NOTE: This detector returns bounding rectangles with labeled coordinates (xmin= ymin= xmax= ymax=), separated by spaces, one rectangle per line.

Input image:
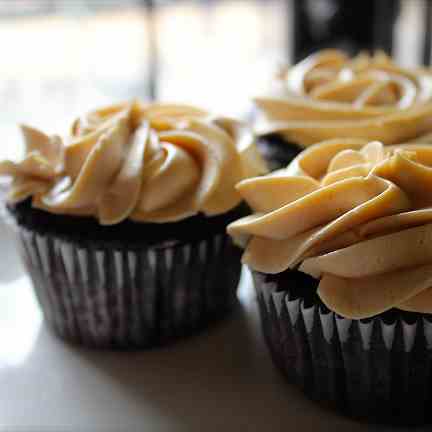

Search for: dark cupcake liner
xmin=253 ymin=270 xmax=432 ymax=426
xmin=12 ymin=222 xmax=241 ymax=349
xmin=257 ymin=135 xmax=302 ymax=171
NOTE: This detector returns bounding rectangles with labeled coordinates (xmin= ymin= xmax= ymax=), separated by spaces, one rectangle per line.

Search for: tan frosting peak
xmin=228 ymin=139 xmax=432 ymax=318
xmin=1 ymin=101 xmax=267 ymax=224
xmin=255 ymin=50 xmax=432 ymax=147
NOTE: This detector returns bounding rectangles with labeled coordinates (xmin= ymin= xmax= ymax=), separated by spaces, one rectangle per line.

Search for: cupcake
xmin=228 ymin=138 xmax=432 ymax=424
xmin=0 ymin=101 xmax=267 ymax=349
xmin=254 ymin=49 xmax=432 ymax=169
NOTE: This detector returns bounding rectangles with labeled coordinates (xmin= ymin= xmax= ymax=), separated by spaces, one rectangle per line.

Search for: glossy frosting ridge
xmin=228 ymin=139 xmax=432 ymax=318
xmin=0 ymin=102 xmax=267 ymax=224
xmin=255 ymin=50 xmax=432 ymax=147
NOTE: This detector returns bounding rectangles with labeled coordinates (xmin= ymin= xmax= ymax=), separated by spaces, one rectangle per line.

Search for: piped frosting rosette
xmin=0 ymin=101 xmax=267 ymax=225
xmin=255 ymin=50 xmax=432 ymax=146
xmin=228 ymin=138 xmax=432 ymax=319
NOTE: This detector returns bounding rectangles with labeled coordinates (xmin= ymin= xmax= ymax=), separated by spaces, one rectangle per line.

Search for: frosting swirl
xmin=228 ymin=139 xmax=432 ymax=318
xmin=255 ymin=50 xmax=432 ymax=147
xmin=0 ymin=102 xmax=267 ymax=224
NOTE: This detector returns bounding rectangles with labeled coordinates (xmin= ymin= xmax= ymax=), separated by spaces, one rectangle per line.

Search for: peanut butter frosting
xmin=228 ymin=139 xmax=432 ymax=318
xmin=255 ymin=50 xmax=432 ymax=147
xmin=0 ymin=102 xmax=267 ymax=225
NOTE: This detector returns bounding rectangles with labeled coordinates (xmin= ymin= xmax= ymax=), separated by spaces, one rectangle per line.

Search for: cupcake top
xmin=254 ymin=50 xmax=432 ymax=147
xmin=228 ymin=139 xmax=432 ymax=319
xmin=0 ymin=102 xmax=267 ymax=225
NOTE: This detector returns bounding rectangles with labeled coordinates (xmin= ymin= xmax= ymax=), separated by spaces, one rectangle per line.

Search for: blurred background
xmin=0 ymin=0 xmax=431 ymax=159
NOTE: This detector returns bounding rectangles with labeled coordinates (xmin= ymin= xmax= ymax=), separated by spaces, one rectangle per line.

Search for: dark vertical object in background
xmin=292 ymin=0 xmax=314 ymax=63
xmin=373 ymin=0 xmax=399 ymax=55
xmin=144 ymin=0 xmax=157 ymax=100
xmin=292 ymin=0 xmax=400 ymax=62
xmin=424 ymin=0 xmax=432 ymax=65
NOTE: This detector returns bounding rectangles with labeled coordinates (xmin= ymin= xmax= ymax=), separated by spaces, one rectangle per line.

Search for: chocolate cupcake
xmin=254 ymin=49 xmax=432 ymax=170
xmin=0 ymin=101 xmax=267 ymax=349
xmin=228 ymin=138 xmax=432 ymax=425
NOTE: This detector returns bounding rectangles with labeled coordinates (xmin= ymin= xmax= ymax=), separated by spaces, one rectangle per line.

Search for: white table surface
xmin=0 ymin=216 xmax=428 ymax=432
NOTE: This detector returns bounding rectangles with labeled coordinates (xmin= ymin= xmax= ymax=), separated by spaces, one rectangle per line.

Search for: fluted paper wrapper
xmin=13 ymin=222 xmax=241 ymax=349
xmin=253 ymin=271 xmax=432 ymax=426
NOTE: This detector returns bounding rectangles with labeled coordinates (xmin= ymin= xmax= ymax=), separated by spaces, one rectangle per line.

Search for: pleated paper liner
xmin=257 ymin=135 xmax=302 ymax=171
xmin=253 ymin=269 xmax=432 ymax=426
xmin=13 ymin=222 xmax=241 ymax=350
